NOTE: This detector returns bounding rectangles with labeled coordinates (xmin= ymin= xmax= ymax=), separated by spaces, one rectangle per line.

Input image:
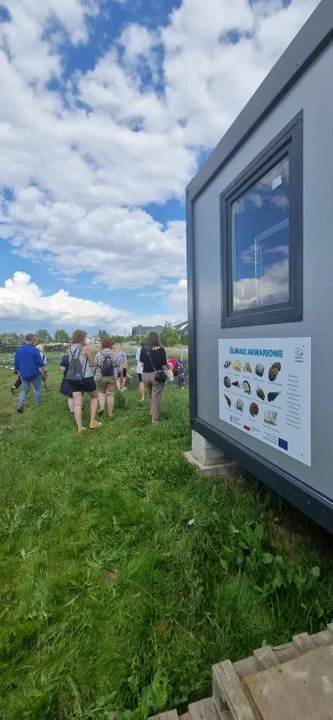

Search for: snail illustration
xmin=268 ymin=392 xmax=281 ymax=403
xmin=249 ymin=402 xmax=259 ymax=417
xmin=264 ymin=410 xmax=278 ymax=426
xmin=268 ymin=366 xmax=279 ymax=382
xmin=256 ymin=387 xmax=265 ymax=401
xmin=255 ymin=364 xmax=264 ymax=377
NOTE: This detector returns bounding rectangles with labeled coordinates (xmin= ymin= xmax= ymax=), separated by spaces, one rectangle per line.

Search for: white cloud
xmin=0 ymin=0 xmax=321 ymax=308
xmin=4 ymin=196 xmax=186 ymax=289
xmin=234 ymin=258 xmax=289 ymax=310
xmin=0 ymin=272 xmax=186 ymax=331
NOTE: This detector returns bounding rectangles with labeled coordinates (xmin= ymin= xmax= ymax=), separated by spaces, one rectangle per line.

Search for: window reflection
xmin=231 ymin=156 xmax=290 ymax=311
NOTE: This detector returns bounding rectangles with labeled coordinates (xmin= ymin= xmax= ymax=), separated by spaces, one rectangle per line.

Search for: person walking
xmin=59 ymin=354 xmax=85 ymax=415
xmin=140 ymin=331 xmax=167 ymax=424
xmin=168 ymin=357 xmax=186 ymax=389
xmin=67 ymin=330 xmax=101 ymax=433
xmin=14 ymin=333 xmax=45 ymax=413
xmin=36 ymin=344 xmax=50 ymax=390
xmin=94 ymin=339 xmax=121 ymax=417
xmin=118 ymin=347 xmax=128 ymax=391
xmin=10 ymin=341 xmax=24 ymax=394
xmin=10 ymin=371 xmax=22 ymax=394
xmin=136 ymin=346 xmax=145 ymax=401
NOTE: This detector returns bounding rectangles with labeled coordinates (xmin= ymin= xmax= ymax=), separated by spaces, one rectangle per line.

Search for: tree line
xmin=0 ymin=323 xmax=188 ymax=347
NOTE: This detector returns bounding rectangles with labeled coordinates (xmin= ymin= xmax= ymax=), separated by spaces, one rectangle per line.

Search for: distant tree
xmin=180 ymin=334 xmax=189 ymax=346
xmin=0 ymin=332 xmax=18 ymax=340
xmin=136 ymin=334 xmax=145 ymax=347
xmin=35 ymin=329 xmax=51 ymax=343
xmin=111 ymin=334 xmax=125 ymax=345
xmin=98 ymin=329 xmax=110 ymax=340
xmin=160 ymin=322 xmax=179 ymax=347
xmin=54 ymin=329 xmax=70 ymax=343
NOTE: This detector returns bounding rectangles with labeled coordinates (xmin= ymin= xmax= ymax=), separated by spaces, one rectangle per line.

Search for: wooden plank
xmin=271 ymin=642 xmax=299 ymax=665
xmin=253 ymin=648 xmax=279 ymax=672
xmin=292 ymin=633 xmax=316 ymax=654
xmin=244 ymin=644 xmax=333 ymax=720
xmin=189 ymin=698 xmax=218 ymax=720
xmin=213 ymin=662 xmax=257 ymax=720
xmin=150 ymin=712 xmax=179 ymax=720
xmin=234 ymin=657 xmax=258 ymax=680
xmin=311 ymin=629 xmax=333 ymax=646
xmin=159 ymin=712 xmax=179 ymax=720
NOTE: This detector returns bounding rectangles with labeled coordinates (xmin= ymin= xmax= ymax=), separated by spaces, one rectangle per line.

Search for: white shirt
xmin=136 ymin=347 xmax=143 ymax=374
xmin=38 ymin=351 xmax=47 ymax=365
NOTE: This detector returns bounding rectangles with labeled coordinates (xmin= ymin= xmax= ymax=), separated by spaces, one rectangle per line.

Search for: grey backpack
xmin=66 ymin=346 xmax=85 ymax=381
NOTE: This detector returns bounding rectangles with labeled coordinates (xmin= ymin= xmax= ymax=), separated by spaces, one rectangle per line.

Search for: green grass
xmin=0 ymin=364 xmax=333 ymax=719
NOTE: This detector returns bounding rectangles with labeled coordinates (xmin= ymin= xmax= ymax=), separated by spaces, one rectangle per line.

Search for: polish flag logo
xmin=244 ymin=425 xmax=251 ymax=432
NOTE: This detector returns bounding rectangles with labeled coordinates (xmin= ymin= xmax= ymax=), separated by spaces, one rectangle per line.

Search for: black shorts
xmin=137 ymin=373 xmax=142 ymax=383
xmin=68 ymin=377 xmax=97 ymax=394
xmin=121 ymin=368 xmax=127 ymax=378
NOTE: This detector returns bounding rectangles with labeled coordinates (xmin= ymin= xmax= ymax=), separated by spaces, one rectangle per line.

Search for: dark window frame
xmin=221 ymin=112 xmax=303 ymax=328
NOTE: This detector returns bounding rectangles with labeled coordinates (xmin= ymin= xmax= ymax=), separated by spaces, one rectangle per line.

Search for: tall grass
xmin=0 ymin=364 xmax=332 ymax=719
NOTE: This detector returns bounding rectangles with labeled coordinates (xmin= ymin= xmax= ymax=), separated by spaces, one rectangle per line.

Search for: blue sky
xmin=0 ymin=0 xmax=319 ymax=334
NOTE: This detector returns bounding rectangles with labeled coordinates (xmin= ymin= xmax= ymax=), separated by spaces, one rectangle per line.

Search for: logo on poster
xmin=294 ymin=347 xmax=304 ymax=362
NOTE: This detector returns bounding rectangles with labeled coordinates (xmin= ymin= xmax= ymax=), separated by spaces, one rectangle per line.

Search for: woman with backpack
xmin=59 ymin=353 xmax=86 ymax=415
xmin=94 ymin=339 xmax=121 ymax=417
xmin=140 ymin=331 xmax=168 ymax=424
xmin=67 ymin=329 xmax=101 ymax=433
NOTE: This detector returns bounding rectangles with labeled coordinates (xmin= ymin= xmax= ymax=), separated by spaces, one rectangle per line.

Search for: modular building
xmin=186 ymin=0 xmax=333 ymax=531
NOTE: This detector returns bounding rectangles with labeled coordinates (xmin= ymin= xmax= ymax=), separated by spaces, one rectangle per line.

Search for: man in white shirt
xmin=135 ymin=347 xmax=145 ymax=401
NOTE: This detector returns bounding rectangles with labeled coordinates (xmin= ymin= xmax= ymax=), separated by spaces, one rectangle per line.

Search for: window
xmin=221 ymin=113 xmax=303 ymax=328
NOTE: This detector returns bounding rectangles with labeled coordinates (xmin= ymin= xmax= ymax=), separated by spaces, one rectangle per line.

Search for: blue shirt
xmin=14 ymin=344 xmax=44 ymax=380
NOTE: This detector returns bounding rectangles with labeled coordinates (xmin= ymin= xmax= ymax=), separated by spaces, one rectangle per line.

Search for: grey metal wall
xmin=193 ymin=41 xmax=333 ymax=500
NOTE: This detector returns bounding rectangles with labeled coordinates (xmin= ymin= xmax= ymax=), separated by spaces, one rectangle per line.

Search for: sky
xmin=0 ymin=0 xmax=320 ymax=334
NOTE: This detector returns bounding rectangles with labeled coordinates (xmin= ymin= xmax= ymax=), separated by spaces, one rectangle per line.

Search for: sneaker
xmin=10 ymin=386 xmax=15 ymax=394
xmin=17 ymin=406 xmax=24 ymax=414
xmin=139 ymin=397 xmax=145 ymax=402
xmin=89 ymin=420 xmax=102 ymax=429
xmin=77 ymin=427 xmax=87 ymax=434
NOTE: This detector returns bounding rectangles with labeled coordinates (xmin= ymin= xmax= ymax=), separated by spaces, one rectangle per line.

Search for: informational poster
xmin=218 ymin=338 xmax=311 ymax=466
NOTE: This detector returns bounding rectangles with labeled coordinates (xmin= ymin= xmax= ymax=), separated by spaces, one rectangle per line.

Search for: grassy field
xmin=1 ymin=361 xmax=333 ymax=719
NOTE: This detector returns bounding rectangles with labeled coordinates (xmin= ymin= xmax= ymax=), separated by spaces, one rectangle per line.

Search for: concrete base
xmin=184 ymin=450 xmax=239 ymax=479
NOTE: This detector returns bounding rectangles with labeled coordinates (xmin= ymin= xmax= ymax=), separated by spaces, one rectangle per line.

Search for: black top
xmin=140 ymin=346 xmax=167 ymax=373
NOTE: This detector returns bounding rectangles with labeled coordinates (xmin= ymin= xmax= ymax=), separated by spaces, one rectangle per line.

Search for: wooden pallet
xmin=213 ymin=624 xmax=333 ymax=720
xmin=149 ymin=622 xmax=333 ymax=720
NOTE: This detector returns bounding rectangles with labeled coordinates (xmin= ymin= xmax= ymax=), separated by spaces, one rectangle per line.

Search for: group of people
xmin=12 ymin=330 xmax=186 ymax=432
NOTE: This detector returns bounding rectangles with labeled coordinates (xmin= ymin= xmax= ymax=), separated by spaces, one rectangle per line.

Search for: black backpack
xmin=66 ymin=346 xmax=85 ymax=381
xmin=101 ymin=351 xmax=114 ymax=378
